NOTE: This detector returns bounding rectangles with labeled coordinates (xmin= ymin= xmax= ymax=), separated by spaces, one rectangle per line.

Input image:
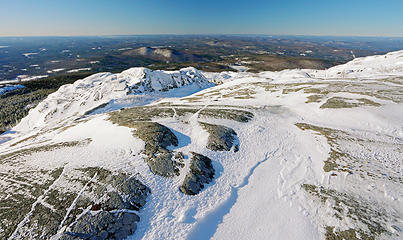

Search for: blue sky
xmin=0 ymin=0 xmax=402 ymax=36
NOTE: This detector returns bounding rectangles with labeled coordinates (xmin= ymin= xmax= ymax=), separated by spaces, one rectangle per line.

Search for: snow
xmin=118 ymin=47 xmax=133 ymax=51
xmin=53 ymin=115 xmax=145 ymax=153
xmin=229 ymin=65 xmax=249 ymax=72
xmin=67 ymin=68 xmax=91 ymax=73
xmin=16 ymin=75 xmax=48 ymax=82
xmin=313 ymin=50 xmax=403 ymax=79
xmin=0 ymin=75 xmax=49 ymax=84
xmin=47 ymin=68 xmax=65 ymax=73
xmin=23 ymin=52 xmax=38 ymax=57
xmin=1 ymin=50 xmax=402 ymax=240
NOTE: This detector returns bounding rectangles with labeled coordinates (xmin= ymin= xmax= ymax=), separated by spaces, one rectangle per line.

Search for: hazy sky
xmin=1 ymin=0 xmax=403 ymax=37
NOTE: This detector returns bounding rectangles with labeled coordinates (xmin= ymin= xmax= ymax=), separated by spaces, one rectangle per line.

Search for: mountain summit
xmin=15 ymin=67 xmax=210 ymax=132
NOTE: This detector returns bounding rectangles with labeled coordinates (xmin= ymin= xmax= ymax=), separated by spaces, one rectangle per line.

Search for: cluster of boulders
xmin=98 ymin=105 xmax=250 ymax=238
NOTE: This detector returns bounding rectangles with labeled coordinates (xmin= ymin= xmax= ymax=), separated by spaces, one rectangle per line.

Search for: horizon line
xmin=1 ymin=33 xmax=403 ymax=39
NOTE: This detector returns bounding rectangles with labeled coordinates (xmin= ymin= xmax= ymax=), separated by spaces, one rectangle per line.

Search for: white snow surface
xmin=1 ymin=75 xmax=49 ymax=84
xmin=312 ymin=50 xmax=403 ymax=79
xmin=47 ymin=68 xmax=66 ymax=73
xmin=1 ymin=50 xmax=402 ymax=240
xmin=67 ymin=68 xmax=91 ymax=73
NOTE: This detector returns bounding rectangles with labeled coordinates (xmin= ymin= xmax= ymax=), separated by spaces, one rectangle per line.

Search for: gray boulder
xmin=200 ymin=122 xmax=239 ymax=152
xmin=180 ymin=152 xmax=215 ymax=195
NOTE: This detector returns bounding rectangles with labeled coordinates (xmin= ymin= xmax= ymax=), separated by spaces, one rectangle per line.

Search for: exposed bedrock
xmin=200 ymin=122 xmax=239 ymax=152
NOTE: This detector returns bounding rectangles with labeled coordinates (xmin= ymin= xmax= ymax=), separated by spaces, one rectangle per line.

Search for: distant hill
xmin=122 ymin=47 xmax=204 ymax=62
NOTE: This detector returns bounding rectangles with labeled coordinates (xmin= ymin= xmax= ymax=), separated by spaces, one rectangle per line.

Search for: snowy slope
xmin=207 ymin=50 xmax=403 ymax=84
xmin=321 ymin=50 xmax=403 ymax=78
xmin=14 ymin=67 xmax=211 ymax=132
xmin=0 ymin=51 xmax=402 ymax=240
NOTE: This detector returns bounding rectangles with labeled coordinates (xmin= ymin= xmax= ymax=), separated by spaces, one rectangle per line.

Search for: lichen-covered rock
xmin=131 ymin=121 xmax=178 ymax=149
xmin=180 ymin=152 xmax=215 ymax=195
xmin=3 ymin=167 xmax=150 ymax=240
xmin=117 ymin=177 xmax=150 ymax=211
xmin=200 ymin=122 xmax=239 ymax=152
xmin=108 ymin=105 xmax=254 ymax=123
xmin=57 ymin=172 xmax=150 ymax=240
xmin=133 ymin=122 xmax=182 ymax=177
xmin=61 ymin=211 xmax=139 ymax=240
xmin=145 ymin=148 xmax=177 ymax=177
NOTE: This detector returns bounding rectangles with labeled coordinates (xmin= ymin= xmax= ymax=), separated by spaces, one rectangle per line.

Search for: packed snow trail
xmin=209 ymin=110 xmax=323 ymax=240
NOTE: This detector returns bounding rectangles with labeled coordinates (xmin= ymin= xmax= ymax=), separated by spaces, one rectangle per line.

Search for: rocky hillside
xmin=0 ymin=51 xmax=402 ymax=240
xmin=14 ymin=67 xmax=211 ymax=132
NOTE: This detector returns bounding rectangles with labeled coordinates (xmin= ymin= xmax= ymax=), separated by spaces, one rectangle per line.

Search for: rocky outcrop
xmin=180 ymin=152 xmax=215 ymax=195
xmin=200 ymin=122 xmax=239 ymax=152
xmin=4 ymin=167 xmax=150 ymax=240
xmin=60 ymin=211 xmax=139 ymax=240
xmin=57 ymin=171 xmax=150 ymax=240
xmin=108 ymin=105 xmax=254 ymax=123
xmin=108 ymin=116 xmax=185 ymax=177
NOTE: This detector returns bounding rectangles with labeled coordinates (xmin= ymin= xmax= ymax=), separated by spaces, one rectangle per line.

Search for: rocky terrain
xmin=0 ymin=51 xmax=402 ymax=239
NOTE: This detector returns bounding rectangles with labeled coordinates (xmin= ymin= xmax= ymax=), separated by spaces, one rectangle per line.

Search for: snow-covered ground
xmin=22 ymin=52 xmax=39 ymax=58
xmin=67 ymin=68 xmax=91 ymax=73
xmin=47 ymin=68 xmax=65 ymax=74
xmin=1 ymin=74 xmax=48 ymax=84
xmin=0 ymin=51 xmax=402 ymax=240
